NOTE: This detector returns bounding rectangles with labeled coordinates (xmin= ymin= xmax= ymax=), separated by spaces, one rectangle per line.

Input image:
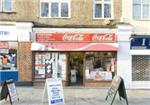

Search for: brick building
xmin=0 ymin=0 xmax=122 ymax=87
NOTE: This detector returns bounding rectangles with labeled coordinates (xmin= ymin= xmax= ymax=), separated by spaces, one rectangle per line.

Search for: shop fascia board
xmin=0 ymin=21 xmax=16 ymax=25
xmin=33 ymin=28 xmax=117 ymax=33
xmin=0 ymin=22 xmax=33 ymax=42
xmin=130 ymin=50 xmax=150 ymax=55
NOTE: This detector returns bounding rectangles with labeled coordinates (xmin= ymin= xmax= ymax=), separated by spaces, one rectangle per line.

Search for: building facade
xmin=0 ymin=21 xmax=33 ymax=85
xmin=0 ymin=0 xmax=33 ymax=85
xmin=0 ymin=0 xmax=122 ymax=87
xmin=121 ymin=0 xmax=150 ymax=89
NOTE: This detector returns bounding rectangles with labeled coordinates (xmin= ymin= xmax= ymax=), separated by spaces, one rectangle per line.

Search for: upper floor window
xmin=0 ymin=0 xmax=12 ymax=12
xmin=40 ymin=0 xmax=70 ymax=18
xmin=93 ymin=0 xmax=113 ymax=19
xmin=133 ymin=0 xmax=150 ymax=20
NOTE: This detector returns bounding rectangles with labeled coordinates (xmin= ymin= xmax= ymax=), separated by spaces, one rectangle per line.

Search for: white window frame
xmin=0 ymin=0 xmax=12 ymax=12
xmin=133 ymin=0 xmax=150 ymax=20
xmin=0 ymin=0 xmax=2 ymax=12
xmin=93 ymin=0 xmax=114 ymax=19
xmin=40 ymin=0 xmax=71 ymax=18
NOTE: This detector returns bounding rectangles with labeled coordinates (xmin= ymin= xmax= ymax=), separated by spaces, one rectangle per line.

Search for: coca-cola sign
xmin=36 ymin=33 xmax=116 ymax=42
xmin=92 ymin=34 xmax=114 ymax=41
xmin=63 ymin=34 xmax=84 ymax=41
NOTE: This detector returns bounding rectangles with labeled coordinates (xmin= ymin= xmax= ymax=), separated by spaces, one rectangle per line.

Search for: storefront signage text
xmin=36 ymin=33 xmax=116 ymax=43
xmin=0 ymin=26 xmax=17 ymax=41
xmin=0 ymin=31 xmax=10 ymax=36
xmin=131 ymin=37 xmax=150 ymax=49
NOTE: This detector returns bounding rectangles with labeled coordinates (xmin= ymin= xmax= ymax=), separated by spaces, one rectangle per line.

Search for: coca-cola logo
xmin=92 ymin=34 xmax=113 ymax=41
xmin=63 ymin=33 xmax=84 ymax=41
xmin=36 ymin=33 xmax=115 ymax=42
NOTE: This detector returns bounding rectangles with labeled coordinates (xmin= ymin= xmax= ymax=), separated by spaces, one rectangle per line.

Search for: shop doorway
xmin=68 ymin=52 xmax=84 ymax=86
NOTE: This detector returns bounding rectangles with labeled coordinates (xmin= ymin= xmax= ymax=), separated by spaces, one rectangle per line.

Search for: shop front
xmin=0 ymin=22 xmax=33 ymax=85
xmin=130 ymin=35 xmax=150 ymax=88
xmin=31 ymin=28 xmax=118 ymax=87
xmin=0 ymin=25 xmax=18 ymax=84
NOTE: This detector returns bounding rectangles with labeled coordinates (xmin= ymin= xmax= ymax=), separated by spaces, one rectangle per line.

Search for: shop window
xmin=133 ymin=0 xmax=150 ymax=20
xmin=0 ymin=49 xmax=17 ymax=70
xmin=85 ymin=52 xmax=116 ymax=81
xmin=93 ymin=0 xmax=113 ymax=19
xmin=40 ymin=2 xmax=49 ymax=17
xmin=34 ymin=52 xmax=67 ymax=80
xmin=40 ymin=0 xmax=70 ymax=18
xmin=0 ymin=0 xmax=12 ymax=12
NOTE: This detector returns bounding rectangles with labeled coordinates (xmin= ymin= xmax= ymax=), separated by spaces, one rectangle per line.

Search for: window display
xmin=0 ymin=42 xmax=17 ymax=70
xmin=34 ymin=53 xmax=46 ymax=78
xmin=85 ymin=52 xmax=116 ymax=81
xmin=34 ymin=52 xmax=67 ymax=80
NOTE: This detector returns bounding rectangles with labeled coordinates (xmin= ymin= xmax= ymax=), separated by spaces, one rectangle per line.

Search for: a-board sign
xmin=105 ymin=76 xmax=129 ymax=105
xmin=45 ymin=78 xmax=65 ymax=105
xmin=0 ymin=78 xmax=19 ymax=105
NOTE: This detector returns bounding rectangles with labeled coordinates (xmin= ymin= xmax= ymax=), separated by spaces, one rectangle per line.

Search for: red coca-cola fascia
xmin=35 ymin=33 xmax=116 ymax=43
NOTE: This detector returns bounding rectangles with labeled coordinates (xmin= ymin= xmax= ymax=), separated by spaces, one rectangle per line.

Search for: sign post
xmin=105 ymin=76 xmax=129 ymax=105
xmin=42 ymin=78 xmax=65 ymax=105
xmin=0 ymin=78 xmax=19 ymax=105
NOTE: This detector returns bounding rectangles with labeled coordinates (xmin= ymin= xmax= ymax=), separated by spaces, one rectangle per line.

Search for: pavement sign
xmin=105 ymin=75 xmax=129 ymax=105
xmin=42 ymin=78 xmax=65 ymax=105
xmin=0 ymin=78 xmax=19 ymax=105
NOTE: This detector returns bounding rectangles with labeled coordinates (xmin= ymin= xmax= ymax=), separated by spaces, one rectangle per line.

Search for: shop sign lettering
xmin=92 ymin=34 xmax=113 ymax=41
xmin=36 ymin=33 xmax=116 ymax=42
xmin=0 ymin=31 xmax=10 ymax=36
xmin=63 ymin=34 xmax=84 ymax=41
xmin=131 ymin=37 xmax=150 ymax=49
xmin=0 ymin=26 xmax=17 ymax=41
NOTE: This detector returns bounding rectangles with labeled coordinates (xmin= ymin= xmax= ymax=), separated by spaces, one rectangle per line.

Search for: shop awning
xmin=31 ymin=42 xmax=118 ymax=51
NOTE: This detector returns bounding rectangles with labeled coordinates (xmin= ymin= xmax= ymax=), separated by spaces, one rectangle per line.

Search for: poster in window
xmin=93 ymin=71 xmax=112 ymax=81
xmin=0 ymin=49 xmax=17 ymax=70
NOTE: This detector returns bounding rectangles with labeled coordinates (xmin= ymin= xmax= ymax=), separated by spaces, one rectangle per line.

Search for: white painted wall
xmin=117 ymin=25 xmax=132 ymax=88
xmin=16 ymin=22 xmax=33 ymax=42
xmin=122 ymin=0 xmax=150 ymax=89
xmin=117 ymin=42 xmax=131 ymax=88
xmin=122 ymin=0 xmax=150 ymax=34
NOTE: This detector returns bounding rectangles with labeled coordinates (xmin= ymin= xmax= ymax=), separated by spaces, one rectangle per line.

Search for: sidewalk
xmin=0 ymin=86 xmax=150 ymax=105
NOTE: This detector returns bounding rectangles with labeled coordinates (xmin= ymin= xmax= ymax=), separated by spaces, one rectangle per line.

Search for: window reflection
xmin=51 ymin=2 xmax=59 ymax=17
xmin=104 ymin=4 xmax=111 ymax=18
xmin=41 ymin=2 xmax=49 ymax=17
xmin=3 ymin=0 xmax=12 ymax=11
xmin=95 ymin=4 xmax=102 ymax=18
xmin=61 ymin=3 xmax=68 ymax=17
